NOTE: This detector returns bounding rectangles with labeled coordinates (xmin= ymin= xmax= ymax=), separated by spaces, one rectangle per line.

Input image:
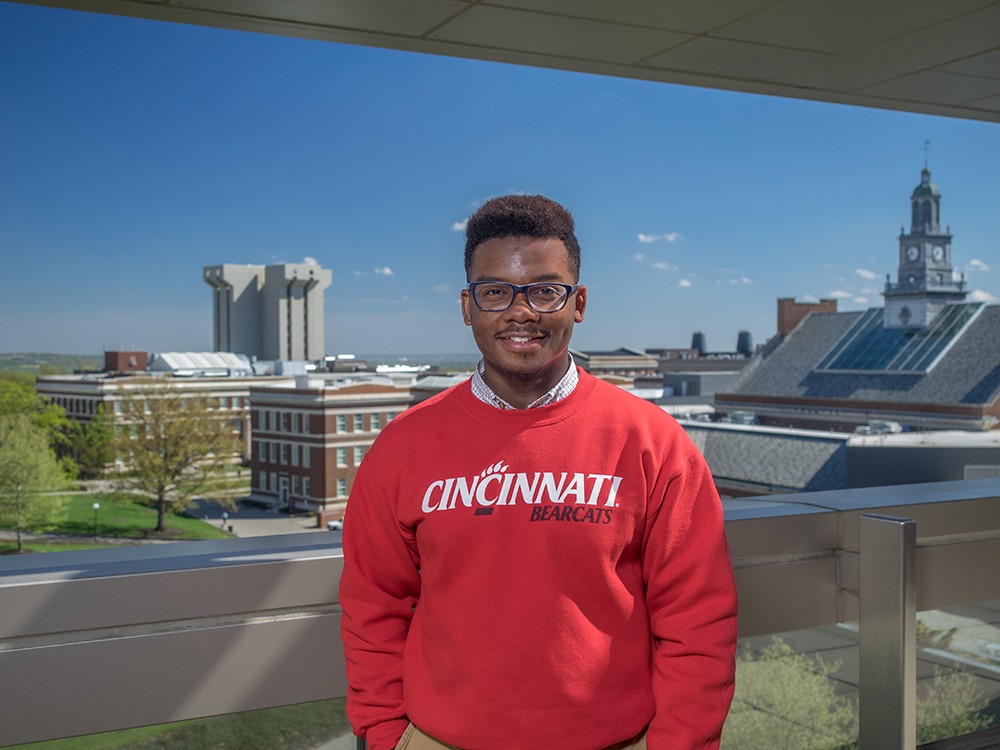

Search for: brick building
xmin=247 ymin=375 xmax=416 ymax=522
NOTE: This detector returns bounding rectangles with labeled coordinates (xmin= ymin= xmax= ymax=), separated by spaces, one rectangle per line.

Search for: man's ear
xmin=574 ymin=285 xmax=587 ymax=324
xmin=461 ymin=289 xmax=473 ymax=326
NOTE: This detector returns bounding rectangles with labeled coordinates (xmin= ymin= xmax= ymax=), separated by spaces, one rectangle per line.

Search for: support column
xmin=859 ymin=513 xmax=917 ymax=750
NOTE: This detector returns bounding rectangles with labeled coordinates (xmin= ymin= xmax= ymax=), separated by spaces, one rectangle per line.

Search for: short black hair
xmin=464 ymin=195 xmax=580 ymax=281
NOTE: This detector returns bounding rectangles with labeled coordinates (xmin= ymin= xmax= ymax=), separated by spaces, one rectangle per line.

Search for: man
xmin=340 ymin=195 xmax=737 ymax=750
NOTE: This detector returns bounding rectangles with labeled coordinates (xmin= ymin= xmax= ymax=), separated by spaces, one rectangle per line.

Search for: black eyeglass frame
xmin=467 ymin=282 xmax=580 ymax=313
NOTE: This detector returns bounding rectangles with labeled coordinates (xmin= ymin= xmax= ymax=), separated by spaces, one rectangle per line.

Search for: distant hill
xmin=0 ymin=353 xmax=101 ymax=375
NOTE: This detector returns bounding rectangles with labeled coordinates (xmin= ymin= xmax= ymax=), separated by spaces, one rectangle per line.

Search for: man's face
xmin=461 ymin=236 xmax=586 ymax=406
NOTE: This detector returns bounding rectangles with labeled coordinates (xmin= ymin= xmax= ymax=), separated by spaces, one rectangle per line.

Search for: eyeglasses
xmin=467 ymin=282 xmax=579 ymax=313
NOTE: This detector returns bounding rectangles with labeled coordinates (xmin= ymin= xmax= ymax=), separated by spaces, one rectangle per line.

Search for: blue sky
xmin=1 ymin=2 xmax=998 ymax=359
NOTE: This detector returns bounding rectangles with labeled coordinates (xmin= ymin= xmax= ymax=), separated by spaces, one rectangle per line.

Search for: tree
xmin=721 ymin=635 xmax=991 ymax=750
xmin=64 ymin=406 xmax=115 ymax=479
xmin=0 ymin=414 xmax=69 ymax=553
xmin=0 ymin=372 xmax=71 ymax=452
xmin=113 ymin=383 xmax=241 ymax=534
xmin=722 ymin=637 xmax=857 ymax=750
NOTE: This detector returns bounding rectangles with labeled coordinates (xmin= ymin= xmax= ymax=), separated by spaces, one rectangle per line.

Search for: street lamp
xmin=92 ymin=502 xmax=100 ymax=539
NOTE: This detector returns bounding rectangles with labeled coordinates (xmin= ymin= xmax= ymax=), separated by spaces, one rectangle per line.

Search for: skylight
xmin=815 ymin=303 xmax=983 ymax=373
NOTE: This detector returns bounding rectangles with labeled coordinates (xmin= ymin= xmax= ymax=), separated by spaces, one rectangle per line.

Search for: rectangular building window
xmin=281 ymin=412 xmax=290 ymax=432
xmin=291 ymin=445 xmax=299 ymax=467
xmin=353 ymin=446 xmax=365 ymax=466
xmin=269 ymin=443 xmax=277 ymax=463
xmin=336 ymin=478 xmax=347 ymax=497
xmin=336 ymin=414 xmax=347 ymax=433
xmin=292 ymin=475 xmax=300 ymax=495
xmin=371 ymin=413 xmax=381 ymax=430
xmin=291 ymin=412 xmax=300 ymax=433
xmin=303 ymin=477 xmax=311 ymax=498
xmin=281 ymin=444 xmax=290 ymax=465
xmin=269 ymin=473 xmax=277 ymax=492
xmin=301 ymin=414 xmax=310 ymax=434
xmin=302 ymin=446 xmax=311 ymax=468
xmin=258 ymin=441 xmax=266 ymax=462
xmin=336 ymin=447 xmax=348 ymax=468
xmin=353 ymin=414 xmax=364 ymax=432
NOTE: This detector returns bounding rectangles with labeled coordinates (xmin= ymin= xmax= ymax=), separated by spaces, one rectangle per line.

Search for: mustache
xmin=498 ymin=326 xmax=546 ymax=337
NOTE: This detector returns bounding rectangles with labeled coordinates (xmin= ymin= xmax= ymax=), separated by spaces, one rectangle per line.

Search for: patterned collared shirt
xmin=470 ymin=354 xmax=579 ymax=410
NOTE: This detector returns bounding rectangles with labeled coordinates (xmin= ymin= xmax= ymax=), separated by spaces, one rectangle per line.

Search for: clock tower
xmin=883 ymin=165 xmax=966 ymax=329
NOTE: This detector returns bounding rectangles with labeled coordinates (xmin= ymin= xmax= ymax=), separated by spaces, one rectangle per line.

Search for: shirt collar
xmin=470 ymin=354 xmax=579 ymax=410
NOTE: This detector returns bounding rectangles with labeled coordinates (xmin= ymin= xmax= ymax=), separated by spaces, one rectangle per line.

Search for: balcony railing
xmin=2 ymin=478 xmax=999 ymax=748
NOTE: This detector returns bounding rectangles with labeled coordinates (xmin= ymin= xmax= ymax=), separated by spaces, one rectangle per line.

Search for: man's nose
xmin=505 ymin=288 xmax=539 ymax=317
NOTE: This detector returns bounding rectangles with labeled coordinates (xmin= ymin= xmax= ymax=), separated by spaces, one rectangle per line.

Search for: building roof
xmin=149 ymin=352 xmax=253 ymax=373
xmin=724 ymin=305 xmax=1000 ymax=408
xmin=683 ymin=423 xmax=848 ymax=493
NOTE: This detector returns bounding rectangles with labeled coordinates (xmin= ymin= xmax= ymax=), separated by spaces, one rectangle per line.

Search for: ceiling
xmin=15 ymin=0 xmax=1000 ymax=123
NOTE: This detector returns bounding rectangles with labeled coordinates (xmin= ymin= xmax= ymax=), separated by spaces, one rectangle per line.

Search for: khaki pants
xmin=395 ymin=722 xmax=648 ymax=750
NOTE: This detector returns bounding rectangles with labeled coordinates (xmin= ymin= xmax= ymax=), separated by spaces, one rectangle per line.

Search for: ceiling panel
xmin=713 ymin=0 xmax=998 ymax=55
xmin=428 ymin=5 xmax=689 ymax=65
xmin=860 ymin=71 xmax=1000 ymax=106
xmin=155 ymin=0 xmax=469 ymax=36
xmin=940 ymin=49 xmax=1000 ymax=78
xmin=643 ymin=37 xmax=831 ymax=82
xmin=483 ymin=0 xmax=777 ymax=35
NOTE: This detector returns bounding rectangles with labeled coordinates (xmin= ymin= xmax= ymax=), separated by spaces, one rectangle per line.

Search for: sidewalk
xmin=191 ymin=499 xmax=327 ymax=538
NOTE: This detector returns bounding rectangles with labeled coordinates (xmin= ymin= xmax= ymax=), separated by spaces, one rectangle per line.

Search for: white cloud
xmin=633 ymin=253 xmax=646 ymax=263
xmin=853 ymin=296 xmax=869 ymax=305
xmin=828 ymin=290 xmax=853 ymax=299
xmin=725 ymin=277 xmax=752 ymax=285
xmin=969 ymin=259 xmax=991 ymax=272
xmin=651 ymin=261 xmax=676 ymax=271
xmin=431 ymin=283 xmax=451 ymax=294
xmin=678 ymin=278 xmax=692 ymax=288
xmin=854 ymin=268 xmax=878 ymax=280
xmin=970 ymin=289 xmax=998 ymax=303
xmin=451 ymin=220 xmax=468 ymax=233
xmin=638 ymin=232 xmax=682 ymax=244
xmin=798 ymin=294 xmax=820 ymax=303
xmin=352 ymin=270 xmax=368 ymax=276
xmin=374 ymin=266 xmax=394 ymax=276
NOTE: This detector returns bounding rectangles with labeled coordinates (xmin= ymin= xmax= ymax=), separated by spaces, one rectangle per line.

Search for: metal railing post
xmin=859 ymin=513 xmax=917 ymax=750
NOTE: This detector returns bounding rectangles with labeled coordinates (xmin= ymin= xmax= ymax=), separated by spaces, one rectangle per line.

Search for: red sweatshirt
xmin=340 ymin=371 xmax=737 ymax=750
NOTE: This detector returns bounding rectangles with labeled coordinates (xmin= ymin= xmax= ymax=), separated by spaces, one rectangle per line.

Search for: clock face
xmin=932 ymin=245 xmax=944 ymax=262
xmin=906 ymin=245 xmax=920 ymax=262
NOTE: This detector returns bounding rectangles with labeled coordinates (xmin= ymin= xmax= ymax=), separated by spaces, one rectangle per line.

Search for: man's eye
xmin=531 ymin=286 xmax=560 ymax=299
xmin=482 ymin=286 xmax=509 ymax=297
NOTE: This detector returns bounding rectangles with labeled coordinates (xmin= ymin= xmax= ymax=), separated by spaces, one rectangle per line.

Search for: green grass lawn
xmin=0 ymin=493 xmax=230 ymax=554
xmin=61 ymin=493 xmax=231 ymax=540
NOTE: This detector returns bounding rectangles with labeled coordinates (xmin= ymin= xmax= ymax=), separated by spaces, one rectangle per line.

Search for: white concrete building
xmin=203 ymin=262 xmax=332 ymax=361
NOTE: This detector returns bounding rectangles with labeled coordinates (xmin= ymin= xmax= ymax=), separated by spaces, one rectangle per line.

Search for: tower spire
xmin=923 ymin=139 xmax=931 ymax=170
